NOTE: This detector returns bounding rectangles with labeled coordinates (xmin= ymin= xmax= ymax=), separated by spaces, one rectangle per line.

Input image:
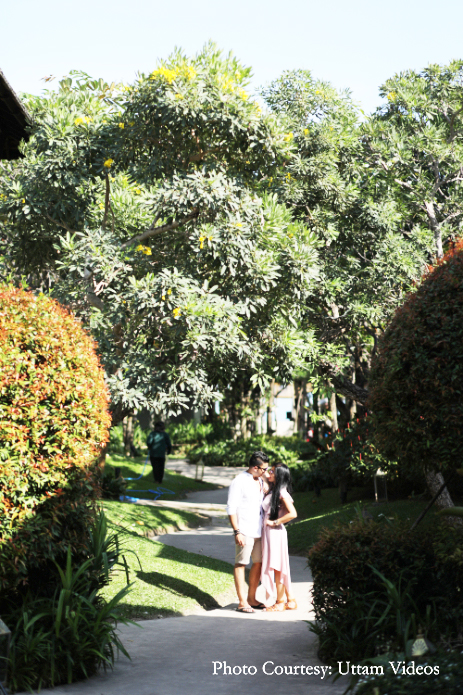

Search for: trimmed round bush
xmin=308 ymin=518 xmax=463 ymax=663
xmin=369 ymin=245 xmax=463 ymax=476
xmin=0 ymin=286 xmax=110 ymax=597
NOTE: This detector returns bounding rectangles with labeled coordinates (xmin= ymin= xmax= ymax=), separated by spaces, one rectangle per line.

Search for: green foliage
xmin=364 ymin=61 xmax=463 ymax=258
xmin=262 ymin=70 xmax=430 ymax=380
xmin=310 ymin=416 xmax=396 ymax=491
xmin=167 ymin=419 xmax=232 ymax=446
xmin=0 ymin=47 xmax=320 ymax=422
xmin=370 ymin=246 xmax=463 ymax=475
xmin=98 ymin=468 xmax=128 ymax=500
xmin=6 ymin=534 xmax=132 ymax=693
xmin=108 ymin=421 xmax=147 ymax=455
xmin=354 ymin=651 xmax=463 ymax=695
xmin=0 ymin=286 xmax=110 ymax=598
xmin=186 ymin=434 xmax=315 ymax=467
xmin=308 ymin=518 xmax=463 ymax=663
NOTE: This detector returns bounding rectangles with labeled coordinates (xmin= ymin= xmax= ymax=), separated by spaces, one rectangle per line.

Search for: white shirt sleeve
xmin=227 ymin=474 xmax=242 ymax=515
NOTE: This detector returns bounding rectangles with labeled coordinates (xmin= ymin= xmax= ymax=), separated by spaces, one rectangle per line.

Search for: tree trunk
xmin=123 ymin=415 xmax=134 ymax=457
xmin=293 ymin=380 xmax=301 ymax=436
xmin=424 ymin=201 xmax=443 ymax=259
xmin=240 ymin=385 xmax=251 ymax=439
xmin=297 ymin=379 xmax=307 ymax=436
xmin=425 ymin=469 xmax=463 ymax=528
xmin=267 ymin=379 xmax=275 ymax=435
xmin=329 ymin=389 xmax=338 ymax=433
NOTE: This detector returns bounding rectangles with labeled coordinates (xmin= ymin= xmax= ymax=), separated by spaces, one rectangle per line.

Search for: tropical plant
xmin=6 ymin=541 xmax=133 ymax=693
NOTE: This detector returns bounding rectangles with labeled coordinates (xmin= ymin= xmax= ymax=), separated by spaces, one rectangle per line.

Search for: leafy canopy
xmin=0 ymin=46 xmax=320 ymax=421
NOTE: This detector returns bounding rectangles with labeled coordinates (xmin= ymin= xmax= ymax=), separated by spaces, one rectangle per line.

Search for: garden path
xmin=36 ymin=461 xmax=348 ymax=695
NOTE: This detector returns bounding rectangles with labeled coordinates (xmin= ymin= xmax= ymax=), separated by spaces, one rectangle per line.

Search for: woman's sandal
xmin=263 ymin=600 xmax=286 ymax=612
xmin=285 ymin=599 xmax=297 ymax=610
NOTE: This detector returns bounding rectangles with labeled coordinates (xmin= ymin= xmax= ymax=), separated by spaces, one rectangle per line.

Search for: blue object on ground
xmin=124 ymin=455 xmax=150 ymax=481
xmin=119 ymin=487 xmax=175 ymax=503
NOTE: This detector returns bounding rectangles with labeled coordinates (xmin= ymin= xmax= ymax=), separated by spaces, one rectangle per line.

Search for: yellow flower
xmin=184 ymin=65 xmax=196 ymax=81
xmin=199 ymin=234 xmax=205 ymax=249
xmin=286 ymin=173 xmax=291 ymax=180
xmin=150 ymin=66 xmax=178 ymax=84
xmin=284 ymin=132 xmax=294 ymax=142
xmin=167 ymin=288 xmax=172 ymax=295
xmin=387 ymin=91 xmax=397 ymax=101
xmin=22 ymin=198 xmax=25 ymax=204
xmin=208 ymin=236 xmax=212 ymax=242
xmin=304 ymin=128 xmax=309 ymax=136
xmin=99 ymin=203 xmax=104 ymax=209
xmin=104 ymin=159 xmax=114 ymax=168
xmin=235 ymin=223 xmax=242 ymax=227
xmin=118 ymin=122 xmax=124 ymax=129
xmin=173 ymin=308 xmax=181 ymax=317
xmin=175 ymin=94 xmax=184 ymax=100
xmin=238 ymin=88 xmax=248 ymax=101
xmin=135 ymin=244 xmax=152 ymax=255
xmin=288 ymin=232 xmax=294 ymax=238
xmin=135 ymin=188 xmax=142 ymax=195
xmin=74 ymin=117 xmax=84 ymax=126
xmin=162 ymin=295 xmax=166 ymax=300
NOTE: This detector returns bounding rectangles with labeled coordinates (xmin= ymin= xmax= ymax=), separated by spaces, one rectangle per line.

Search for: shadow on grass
xmin=157 ymin=543 xmax=233 ymax=574
xmin=136 ymin=570 xmax=222 ymax=610
xmin=155 ymin=543 xmax=234 ymax=574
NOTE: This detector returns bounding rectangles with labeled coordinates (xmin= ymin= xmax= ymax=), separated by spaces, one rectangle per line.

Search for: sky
xmin=3 ymin=0 xmax=463 ymax=115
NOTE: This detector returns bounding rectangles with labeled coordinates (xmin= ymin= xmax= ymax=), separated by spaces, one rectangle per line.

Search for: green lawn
xmin=100 ymin=500 xmax=235 ymax=619
xmin=106 ymin=453 xmax=217 ymax=500
xmin=102 ymin=499 xmax=206 ymax=537
xmin=288 ymin=487 xmax=437 ymax=554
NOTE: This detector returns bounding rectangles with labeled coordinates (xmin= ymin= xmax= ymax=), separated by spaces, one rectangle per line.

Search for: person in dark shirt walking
xmin=147 ymin=421 xmax=172 ymax=484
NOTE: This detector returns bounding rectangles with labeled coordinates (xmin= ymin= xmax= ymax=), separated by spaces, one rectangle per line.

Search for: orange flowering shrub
xmin=0 ymin=287 xmax=110 ymax=596
xmin=369 ymin=244 xmax=463 ymax=476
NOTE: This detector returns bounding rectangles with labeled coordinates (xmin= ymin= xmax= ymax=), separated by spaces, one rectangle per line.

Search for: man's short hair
xmin=249 ymin=451 xmax=269 ymax=468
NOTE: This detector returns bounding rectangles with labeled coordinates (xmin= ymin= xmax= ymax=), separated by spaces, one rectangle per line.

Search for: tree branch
xmin=319 ymin=363 xmax=369 ymax=405
xmin=121 ymin=209 xmax=199 ymax=249
xmin=44 ymin=214 xmax=76 ymax=234
xmin=87 ymin=291 xmax=107 ymax=312
xmin=102 ymin=173 xmax=110 ymax=230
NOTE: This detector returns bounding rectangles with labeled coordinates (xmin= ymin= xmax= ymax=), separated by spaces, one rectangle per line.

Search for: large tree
xmin=363 ymin=60 xmax=463 ymax=260
xmin=261 ymin=70 xmax=433 ymax=407
xmin=0 ymin=47 xmax=319 ymax=423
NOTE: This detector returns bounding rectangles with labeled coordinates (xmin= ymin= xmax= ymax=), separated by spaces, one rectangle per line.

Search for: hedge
xmin=0 ymin=287 xmax=110 ymax=600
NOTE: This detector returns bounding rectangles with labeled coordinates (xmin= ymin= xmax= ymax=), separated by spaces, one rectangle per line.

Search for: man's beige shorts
xmin=235 ymin=535 xmax=262 ymax=566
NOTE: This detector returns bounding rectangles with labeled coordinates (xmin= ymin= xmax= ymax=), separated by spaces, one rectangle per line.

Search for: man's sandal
xmin=236 ymin=606 xmax=255 ymax=613
xmin=285 ymin=599 xmax=297 ymax=610
xmin=263 ymin=600 xmax=286 ymax=612
xmin=249 ymin=602 xmax=266 ymax=610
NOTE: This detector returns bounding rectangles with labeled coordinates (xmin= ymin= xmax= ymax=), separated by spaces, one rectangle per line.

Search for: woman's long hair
xmin=268 ymin=463 xmax=292 ymax=521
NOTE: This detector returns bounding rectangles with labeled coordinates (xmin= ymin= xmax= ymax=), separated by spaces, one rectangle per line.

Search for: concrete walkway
xmin=37 ymin=461 xmax=348 ymax=695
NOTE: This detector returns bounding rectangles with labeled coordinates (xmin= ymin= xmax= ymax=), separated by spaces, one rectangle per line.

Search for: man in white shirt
xmin=227 ymin=451 xmax=269 ymax=613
